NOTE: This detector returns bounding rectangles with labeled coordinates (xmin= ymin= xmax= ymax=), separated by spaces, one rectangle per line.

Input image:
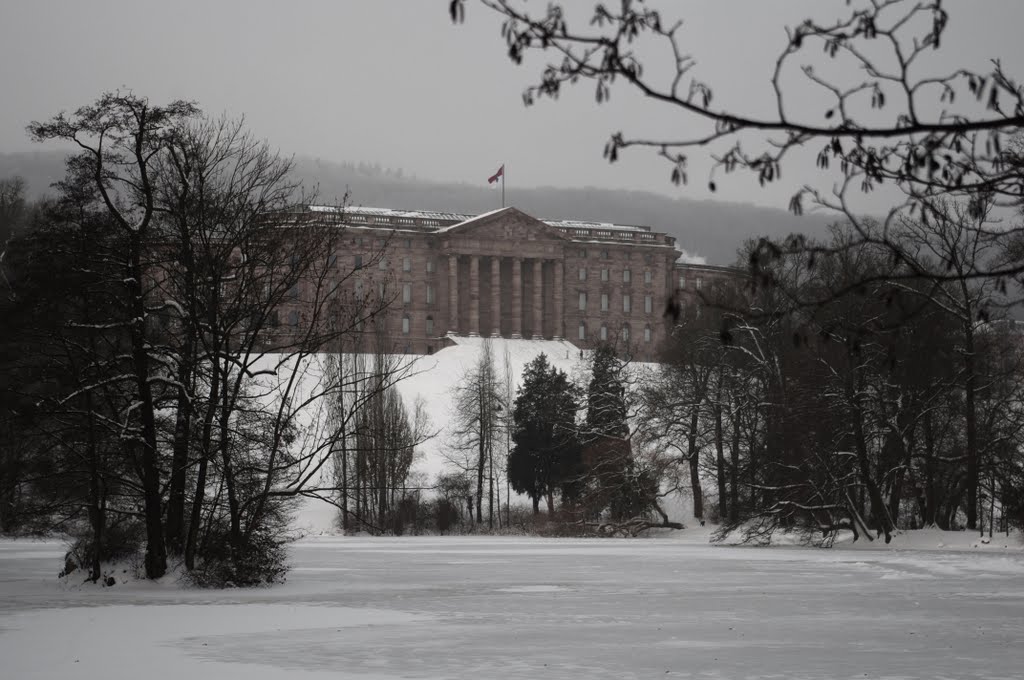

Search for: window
xmin=623 ymin=294 xmax=631 ymax=313
xmin=600 ymin=249 xmax=609 ymax=259
xmin=287 ymin=284 xmax=300 ymax=300
xmin=402 ymin=315 xmax=410 ymax=335
xmin=600 ymin=324 xmax=608 ymax=341
xmin=328 ymin=253 xmax=338 ymax=268
xmin=601 ymin=268 xmax=609 ymax=282
xmin=355 ymin=279 xmax=364 ymax=299
xmin=644 ymin=325 xmax=652 ymax=343
xmin=378 ymin=282 xmax=386 ymax=300
xmin=403 ymin=283 xmax=412 ymax=304
xmin=580 ymin=248 xmax=588 ymax=258
xmin=578 ymin=267 xmax=587 ymax=281
xmin=678 ymin=275 xmax=686 ymax=289
xmin=621 ymin=325 xmax=630 ymax=342
xmin=578 ymin=292 xmax=587 ymax=310
xmin=354 ymin=254 xmax=363 ymax=270
xmin=426 ymin=316 xmax=434 ymax=335
xmin=623 ymin=268 xmax=631 ymax=283
xmin=644 ymin=295 xmax=653 ymax=314
xmin=403 ymin=257 xmax=411 ymax=272
xmin=404 ymin=238 xmax=412 ymax=249
xmin=378 ymin=257 xmax=388 ymax=270
xmin=695 ymin=277 xmax=703 ymax=290
xmin=578 ymin=321 xmax=586 ymax=340
xmin=426 ymin=284 xmax=435 ymax=305
xmin=287 ymin=309 xmax=300 ymax=327
xmin=601 ymin=293 xmax=609 ymax=311
xmin=268 ymin=310 xmax=279 ymax=327
xmin=644 ymin=270 xmax=652 ymax=284
xmin=426 ymin=258 xmax=435 ymax=273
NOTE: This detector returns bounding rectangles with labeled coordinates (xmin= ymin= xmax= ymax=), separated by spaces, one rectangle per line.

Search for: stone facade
xmin=281 ymin=206 xmax=742 ymax=358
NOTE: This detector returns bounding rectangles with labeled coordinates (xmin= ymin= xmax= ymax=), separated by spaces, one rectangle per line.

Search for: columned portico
xmin=532 ymin=259 xmax=544 ymax=340
xmin=553 ymin=259 xmax=564 ymax=340
xmin=447 ymin=253 xmax=459 ymax=335
xmin=510 ymin=257 xmax=523 ymax=338
xmin=468 ymin=255 xmax=481 ymax=336
xmin=490 ymin=256 xmax=501 ymax=337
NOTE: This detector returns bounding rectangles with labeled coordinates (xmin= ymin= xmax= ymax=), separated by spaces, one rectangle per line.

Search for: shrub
xmin=187 ymin=526 xmax=289 ymax=588
xmin=62 ymin=518 xmax=144 ymax=578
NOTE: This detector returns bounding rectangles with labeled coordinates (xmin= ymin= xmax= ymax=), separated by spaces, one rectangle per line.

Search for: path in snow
xmin=2 ymin=537 xmax=1023 ymax=679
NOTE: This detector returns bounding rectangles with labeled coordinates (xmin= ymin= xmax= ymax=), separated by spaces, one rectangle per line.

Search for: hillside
xmin=1 ymin=150 xmax=833 ymax=265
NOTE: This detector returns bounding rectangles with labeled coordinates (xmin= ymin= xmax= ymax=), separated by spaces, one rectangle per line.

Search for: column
xmin=469 ymin=255 xmax=480 ymax=336
xmin=532 ymin=259 xmax=544 ymax=340
xmin=491 ymin=256 xmax=501 ymax=337
xmin=447 ymin=254 xmax=459 ymax=335
xmin=553 ymin=259 xmax=564 ymax=340
xmin=511 ymin=257 xmax=522 ymax=338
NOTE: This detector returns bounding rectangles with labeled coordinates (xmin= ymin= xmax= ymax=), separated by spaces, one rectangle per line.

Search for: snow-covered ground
xmin=396 ymin=335 xmax=596 ymax=478
xmin=294 ymin=336 xmax=649 ymax=535
xmin=3 ymin=536 xmax=1023 ymax=679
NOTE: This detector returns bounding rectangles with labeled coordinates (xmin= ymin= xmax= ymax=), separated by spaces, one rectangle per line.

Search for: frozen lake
xmin=2 ymin=536 xmax=1023 ymax=679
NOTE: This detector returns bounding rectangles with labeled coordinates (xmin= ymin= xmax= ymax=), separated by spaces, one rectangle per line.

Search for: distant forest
xmin=0 ymin=150 xmax=831 ymax=266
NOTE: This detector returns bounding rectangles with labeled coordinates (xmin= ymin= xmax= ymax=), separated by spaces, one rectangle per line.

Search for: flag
xmin=488 ymin=164 xmax=504 ymax=184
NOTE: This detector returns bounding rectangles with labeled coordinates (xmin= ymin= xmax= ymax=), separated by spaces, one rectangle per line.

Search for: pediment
xmin=444 ymin=207 xmax=568 ymax=243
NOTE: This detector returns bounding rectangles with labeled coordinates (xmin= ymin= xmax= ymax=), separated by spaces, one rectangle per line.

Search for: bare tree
xmin=28 ymin=92 xmax=201 ymax=579
xmin=448 ymin=339 xmax=503 ymax=527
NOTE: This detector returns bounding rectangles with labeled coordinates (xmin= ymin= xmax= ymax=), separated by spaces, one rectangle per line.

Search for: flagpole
xmin=502 ymin=163 xmax=505 ymax=208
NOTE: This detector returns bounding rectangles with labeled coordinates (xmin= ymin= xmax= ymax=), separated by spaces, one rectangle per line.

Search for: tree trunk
xmin=84 ymin=390 xmax=104 ymax=583
xmin=923 ymin=409 xmax=937 ymax=527
xmin=184 ymin=359 xmax=220 ymax=571
xmin=687 ymin=404 xmax=704 ymax=520
xmin=729 ymin=408 xmax=740 ymax=524
xmin=714 ymin=403 xmax=727 ymax=521
xmin=964 ymin=324 xmax=979 ymax=530
xmin=476 ymin=430 xmax=485 ymax=524
xmin=165 ymin=352 xmax=193 ymax=555
xmin=341 ymin=439 xmax=349 ymax=532
xmin=128 ymin=237 xmax=166 ymax=579
xmin=848 ymin=362 xmax=893 ymax=541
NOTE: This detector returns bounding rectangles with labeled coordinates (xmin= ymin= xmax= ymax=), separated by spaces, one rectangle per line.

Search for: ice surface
xmin=2 ymin=536 xmax=1023 ymax=679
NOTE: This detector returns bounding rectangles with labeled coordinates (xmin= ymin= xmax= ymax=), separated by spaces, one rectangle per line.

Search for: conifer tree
xmin=507 ymin=353 xmax=580 ymax=514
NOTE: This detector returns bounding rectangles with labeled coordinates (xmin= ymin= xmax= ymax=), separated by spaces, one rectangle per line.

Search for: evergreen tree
xmin=507 ymin=353 xmax=580 ymax=514
xmin=585 ymin=344 xmax=628 ymax=438
xmin=581 ymin=344 xmax=654 ymax=521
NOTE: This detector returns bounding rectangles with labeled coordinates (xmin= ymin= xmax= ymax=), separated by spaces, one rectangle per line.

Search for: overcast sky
xmin=1 ymin=1 xmax=1022 ymax=211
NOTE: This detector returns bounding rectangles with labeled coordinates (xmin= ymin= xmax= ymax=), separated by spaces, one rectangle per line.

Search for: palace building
xmin=282 ymin=205 xmax=742 ymax=356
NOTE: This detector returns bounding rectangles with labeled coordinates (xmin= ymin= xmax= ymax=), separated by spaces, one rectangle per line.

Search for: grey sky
xmin=1 ymin=1 xmax=1022 ymax=210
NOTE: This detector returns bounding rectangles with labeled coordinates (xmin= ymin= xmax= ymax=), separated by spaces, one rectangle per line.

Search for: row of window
xmin=345 ymin=254 xmax=702 ymax=291
xmin=579 ymin=267 xmax=656 ymax=284
xmin=355 ymin=281 xmax=437 ymax=305
xmin=578 ymin=321 xmax=653 ymax=343
xmin=679 ymin=275 xmax=703 ymax=290
xmin=577 ymin=248 xmax=655 ymax=265
xmin=578 ymin=292 xmax=654 ymax=314
xmin=351 ymin=254 xmax=437 ymax=274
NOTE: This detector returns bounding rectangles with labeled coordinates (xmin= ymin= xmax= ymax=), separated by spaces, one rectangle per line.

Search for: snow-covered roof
xmin=304 ymin=205 xmax=663 ymax=241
